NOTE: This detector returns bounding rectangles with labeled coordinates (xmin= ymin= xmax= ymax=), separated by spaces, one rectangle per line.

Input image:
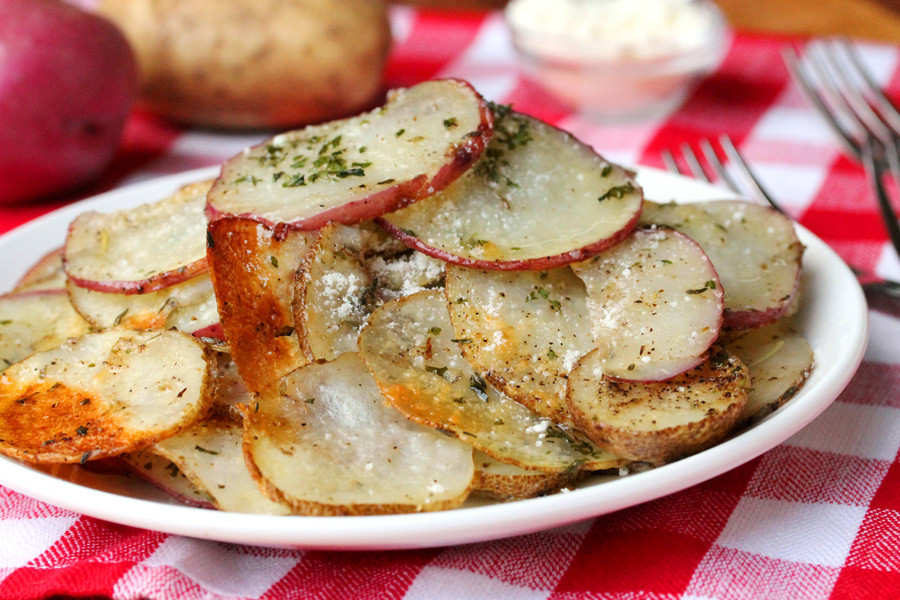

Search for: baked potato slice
xmin=14 ymin=247 xmax=65 ymax=293
xmin=720 ymin=320 xmax=814 ymax=424
xmin=208 ymin=79 xmax=493 ymax=228
xmin=0 ymin=329 xmax=214 ymax=463
xmin=567 ymin=347 xmax=749 ymax=464
xmin=571 ymin=227 xmax=723 ymax=381
xmin=359 ymin=289 xmax=598 ymax=472
xmin=64 ymin=180 xmax=211 ymax=294
xmin=243 ymin=352 xmax=474 ymax=515
xmin=444 ymin=264 xmax=593 ymax=424
xmin=473 ymin=451 xmax=579 ymax=501
xmin=294 ymin=222 xmax=446 ymax=362
xmin=66 ymin=273 xmax=218 ymax=334
xmin=122 ymin=449 xmax=215 ymax=509
xmin=380 ymin=107 xmax=642 ymax=270
xmin=0 ymin=290 xmax=91 ymax=373
xmin=206 ymin=217 xmax=314 ymax=397
xmin=640 ymin=200 xmax=803 ymax=329
xmin=154 ymin=414 xmax=292 ymax=515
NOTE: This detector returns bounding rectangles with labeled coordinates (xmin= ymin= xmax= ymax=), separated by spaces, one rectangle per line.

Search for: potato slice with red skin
xmin=0 ymin=330 xmax=214 ymax=464
xmin=122 ymin=449 xmax=216 ymax=509
xmin=359 ymin=289 xmax=601 ymax=472
xmin=64 ymin=180 xmax=211 ymax=294
xmin=571 ymin=227 xmax=723 ymax=382
xmin=206 ymin=217 xmax=314 ymax=397
xmin=567 ymin=347 xmax=749 ymax=464
xmin=154 ymin=414 xmax=292 ymax=515
xmin=66 ymin=273 xmax=218 ymax=334
xmin=244 ymin=352 xmax=474 ymax=515
xmin=0 ymin=290 xmax=91 ymax=373
xmin=720 ymin=320 xmax=813 ymax=425
xmin=444 ymin=265 xmax=593 ymax=424
xmin=378 ymin=107 xmax=642 ymax=270
xmin=207 ymin=79 xmax=493 ymax=229
xmin=640 ymin=200 xmax=803 ymax=329
xmin=14 ymin=247 xmax=66 ymax=293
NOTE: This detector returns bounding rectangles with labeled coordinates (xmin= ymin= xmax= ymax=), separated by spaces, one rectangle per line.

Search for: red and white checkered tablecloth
xmin=1 ymin=7 xmax=899 ymax=600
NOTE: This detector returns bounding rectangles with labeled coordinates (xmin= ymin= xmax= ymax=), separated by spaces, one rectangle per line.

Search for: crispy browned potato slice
xmin=720 ymin=320 xmax=814 ymax=425
xmin=567 ymin=347 xmax=750 ymax=464
xmin=0 ymin=290 xmax=91 ymax=373
xmin=244 ymin=352 xmax=474 ymax=515
xmin=0 ymin=330 xmax=214 ymax=464
xmin=359 ymin=289 xmax=597 ymax=472
xmin=64 ymin=180 xmax=211 ymax=294
xmin=122 ymin=449 xmax=215 ymax=509
xmin=473 ymin=450 xmax=579 ymax=501
xmin=444 ymin=265 xmax=593 ymax=424
xmin=207 ymin=217 xmax=314 ymax=397
xmin=154 ymin=414 xmax=292 ymax=515
xmin=66 ymin=273 xmax=218 ymax=333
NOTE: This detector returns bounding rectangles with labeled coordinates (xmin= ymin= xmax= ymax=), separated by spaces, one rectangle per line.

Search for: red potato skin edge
xmin=63 ymin=258 xmax=209 ymax=295
xmin=721 ymin=271 xmax=801 ymax=330
xmin=118 ymin=457 xmax=217 ymax=510
xmin=601 ymin=228 xmax=725 ymax=383
xmin=204 ymin=79 xmax=495 ymax=230
xmin=376 ymin=207 xmax=643 ymax=271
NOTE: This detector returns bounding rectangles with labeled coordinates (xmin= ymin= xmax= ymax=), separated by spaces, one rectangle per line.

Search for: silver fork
xmin=782 ymin=40 xmax=900 ymax=260
xmin=661 ymin=135 xmax=900 ymax=303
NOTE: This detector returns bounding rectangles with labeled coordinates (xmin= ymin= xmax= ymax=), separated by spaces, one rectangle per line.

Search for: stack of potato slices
xmin=0 ymin=79 xmax=812 ymax=515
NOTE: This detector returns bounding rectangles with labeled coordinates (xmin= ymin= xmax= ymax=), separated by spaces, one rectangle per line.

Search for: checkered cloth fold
xmin=0 ymin=8 xmax=898 ymax=600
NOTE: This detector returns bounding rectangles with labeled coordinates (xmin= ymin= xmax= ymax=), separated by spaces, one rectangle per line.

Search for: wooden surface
xmin=394 ymin=0 xmax=900 ymax=43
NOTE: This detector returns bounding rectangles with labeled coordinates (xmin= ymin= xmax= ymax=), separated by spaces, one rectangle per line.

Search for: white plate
xmin=0 ymin=166 xmax=868 ymax=550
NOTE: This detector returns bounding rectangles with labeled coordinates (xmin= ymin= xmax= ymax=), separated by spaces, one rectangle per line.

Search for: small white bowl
xmin=505 ymin=0 xmax=730 ymax=121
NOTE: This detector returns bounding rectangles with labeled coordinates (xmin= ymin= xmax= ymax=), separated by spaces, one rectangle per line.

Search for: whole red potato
xmin=0 ymin=0 xmax=138 ymax=203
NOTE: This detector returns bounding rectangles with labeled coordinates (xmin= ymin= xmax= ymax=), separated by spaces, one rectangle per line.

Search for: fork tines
xmin=661 ymin=136 xmax=786 ymax=215
xmin=783 ymin=39 xmax=900 ymax=256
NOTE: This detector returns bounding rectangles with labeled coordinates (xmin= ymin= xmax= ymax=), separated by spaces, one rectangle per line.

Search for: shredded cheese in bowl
xmin=505 ymin=0 xmax=730 ymax=120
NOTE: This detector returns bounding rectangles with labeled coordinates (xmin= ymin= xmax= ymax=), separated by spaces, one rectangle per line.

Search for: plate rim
xmin=0 ymin=165 xmax=869 ymax=550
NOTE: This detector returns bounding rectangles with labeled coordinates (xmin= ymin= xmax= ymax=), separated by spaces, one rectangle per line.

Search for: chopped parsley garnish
xmin=426 ymin=365 xmax=449 ymax=378
xmin=598 ymin=182 xmax=636 ymax=202
xmin=686 ymin=280 xmax=717 ymax=294
xmin=469 ymin=374 xmax=489 ymax=401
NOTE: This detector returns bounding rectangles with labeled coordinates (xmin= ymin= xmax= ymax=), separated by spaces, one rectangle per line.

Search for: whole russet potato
xmin=0 ymin=0 xmax=138 ymax=203
xmin=97 ymin=0 xmax=393 ymax=130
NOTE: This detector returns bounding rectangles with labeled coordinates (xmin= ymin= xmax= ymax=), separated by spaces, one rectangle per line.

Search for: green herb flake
xmin=469 ymin=374 xmax=489 ymax=401
xmin=598 ymin=182 xmax=636 ymax=202
xmin=426 ymin=365 xmax=449 ymax=378
xmin=194 ymin=445 xmax=220 ymax=455
xmin=270 ymin=256 xmax=279 ymax=268
xmin=686 ymin=280 xmax=717 ymax=295
xmin=428 ymin=327 xmax=442 ymax=335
